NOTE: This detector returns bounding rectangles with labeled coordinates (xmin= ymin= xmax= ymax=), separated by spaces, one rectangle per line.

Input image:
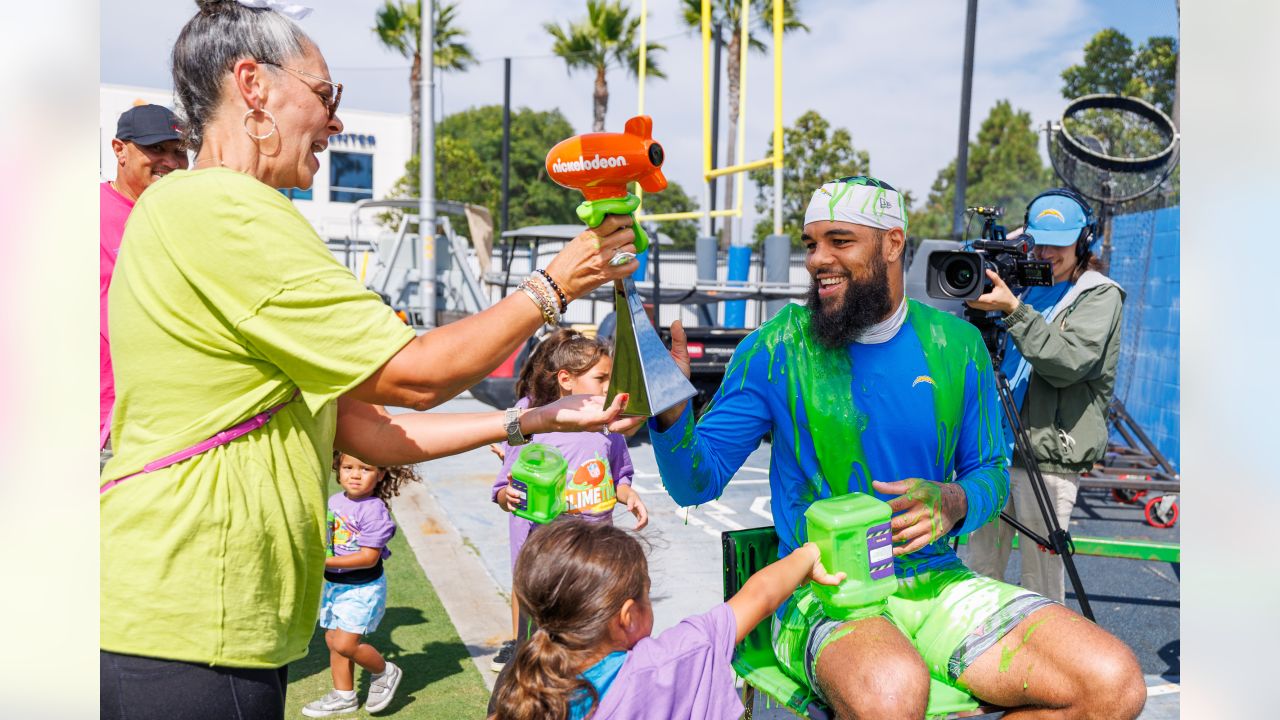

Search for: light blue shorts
xmin=319 ymin=576 xmax=388 ymax=635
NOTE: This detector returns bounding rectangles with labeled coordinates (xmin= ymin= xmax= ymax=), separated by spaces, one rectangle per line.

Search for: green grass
xmin=286 ymin=488 xmax=491 ymax=718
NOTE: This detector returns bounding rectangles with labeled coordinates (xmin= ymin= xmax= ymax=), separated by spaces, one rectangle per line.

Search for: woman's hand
xmin=965 ymin=269 xmax=1020 ymax=315
xmin=617 ymin=485 xmax=649 ymax=529
xmin=496 ymin=483 xmax=525 ymax=513
xmin=522 ymin=393 xmax=630 ymax=434
xmin=543 ymin=214 xmax=639 ymax=303
xmin=799 ymin=543 xmax=846 ymax=586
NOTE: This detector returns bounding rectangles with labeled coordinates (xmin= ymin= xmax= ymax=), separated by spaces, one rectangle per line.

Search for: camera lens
xmin=940 ymin=255 xmax=980 ymax=297
xmin=946 ymin=263 xmax=974 ymax=288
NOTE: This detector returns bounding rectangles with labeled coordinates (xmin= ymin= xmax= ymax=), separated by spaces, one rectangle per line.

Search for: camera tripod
xmin=967 ymin=307 xmax=1095 ymax=621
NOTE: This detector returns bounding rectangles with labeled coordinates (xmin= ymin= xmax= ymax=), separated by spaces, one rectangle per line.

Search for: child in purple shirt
xmin=488 ymin=517 xmax=845 ymax=720
xmin=302 ymin=453 xmax=420 ymax=718
xmin=490 ymin=330 xmax=649 ymax=669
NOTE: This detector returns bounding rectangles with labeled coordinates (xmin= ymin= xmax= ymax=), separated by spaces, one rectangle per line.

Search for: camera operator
xmin=965 ymin=189 xmax=1125 ymax=603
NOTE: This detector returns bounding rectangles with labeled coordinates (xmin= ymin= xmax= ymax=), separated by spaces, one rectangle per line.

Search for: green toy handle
xmin=325 ymin=510 xmax=336 ymax=558
xmin=575 ymin=194 xmax=649 ymax=256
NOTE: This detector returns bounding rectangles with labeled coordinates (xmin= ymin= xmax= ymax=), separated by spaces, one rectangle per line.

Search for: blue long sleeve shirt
xmin=650 ymin=300 xmax=1008 ymax=578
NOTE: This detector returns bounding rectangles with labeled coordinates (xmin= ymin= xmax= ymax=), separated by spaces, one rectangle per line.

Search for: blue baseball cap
xmin=1025 ymin=192 xmax=1091 ymax=247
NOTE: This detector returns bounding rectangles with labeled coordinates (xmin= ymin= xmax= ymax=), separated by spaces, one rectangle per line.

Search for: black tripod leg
xmin=995 ymin=372 xmax=1095 ymax=621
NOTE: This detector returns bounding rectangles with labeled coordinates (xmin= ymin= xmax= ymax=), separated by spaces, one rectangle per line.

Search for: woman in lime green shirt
xmin=100 ymin=3 xmax=640 ymax=718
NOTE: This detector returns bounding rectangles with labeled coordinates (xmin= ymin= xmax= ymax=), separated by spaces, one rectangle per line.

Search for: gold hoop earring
xmin=243 ymin=108 xmax=278 ymax=141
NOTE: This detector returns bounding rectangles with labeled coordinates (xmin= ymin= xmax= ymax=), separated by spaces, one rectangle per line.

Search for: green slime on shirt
xmin=732 ymin=301 xmax=999 ymax=565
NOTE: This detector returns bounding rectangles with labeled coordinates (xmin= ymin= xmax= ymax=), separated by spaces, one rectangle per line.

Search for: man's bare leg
xmin=814 ymin=616 xmax=930 ymax=720
xmin=959 ymin=604 xmax=1146 ymax=719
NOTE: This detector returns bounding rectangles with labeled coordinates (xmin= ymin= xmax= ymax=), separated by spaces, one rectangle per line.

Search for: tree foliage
xmin=374 ymin=0 xmax=476 ymax=152
xmin=385 ymin=106 xmax=582 ymax=230
xmin=1061 ymin=29 xmax=1177 ymax=116
xmin=546 ymin=0 xmax=666 ymax=132
xmin=747 ymin=110 xmax=870 ymax=246
xmin=911 ymin=100 xmax=1052 ymax=241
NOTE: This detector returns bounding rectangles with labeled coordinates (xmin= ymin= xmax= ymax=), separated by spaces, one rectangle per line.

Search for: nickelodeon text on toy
xmin=545 ymin=115 xmax=667 ymax=264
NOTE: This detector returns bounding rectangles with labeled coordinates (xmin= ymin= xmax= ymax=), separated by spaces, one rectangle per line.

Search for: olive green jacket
xmin=1003 ymin=270 xmax=1125 ymax=474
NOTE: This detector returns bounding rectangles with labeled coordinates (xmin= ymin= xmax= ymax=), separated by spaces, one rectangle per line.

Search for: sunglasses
xmin=260 ymin=60 xmax=343 ymax=119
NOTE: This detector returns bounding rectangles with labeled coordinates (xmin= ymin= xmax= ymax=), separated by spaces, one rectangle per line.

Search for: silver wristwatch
xmin=504 ymin=407 xmax=529 ymax=446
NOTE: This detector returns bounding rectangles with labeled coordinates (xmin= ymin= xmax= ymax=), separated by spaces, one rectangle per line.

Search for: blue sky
xmin=102 ymin=0 xmax=1178 ymax=227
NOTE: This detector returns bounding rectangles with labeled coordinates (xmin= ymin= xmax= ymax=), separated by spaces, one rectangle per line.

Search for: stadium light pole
xmin=951 ymin=0 xmax=978 ymax=240
xmin=420 ymin=0 xmax=437 ymax=328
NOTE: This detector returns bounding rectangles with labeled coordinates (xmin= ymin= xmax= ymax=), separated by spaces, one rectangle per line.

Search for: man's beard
xmin=806 ymin=254 xmax=893 ymax=349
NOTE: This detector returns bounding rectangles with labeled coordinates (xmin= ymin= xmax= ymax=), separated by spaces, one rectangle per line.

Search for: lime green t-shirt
xmin=101 ymin=168 xmax=415 ymax=668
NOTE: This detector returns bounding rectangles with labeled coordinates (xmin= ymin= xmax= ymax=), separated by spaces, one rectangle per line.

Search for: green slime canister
xmin=804 ymin=493 xmax=898 ymax=620
xmin=510 ymin=443 xmax=570 ymax=525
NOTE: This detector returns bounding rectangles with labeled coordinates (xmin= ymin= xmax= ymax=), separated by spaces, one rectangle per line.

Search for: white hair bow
xmin=236 ymin=0 xmax=313 ymax=20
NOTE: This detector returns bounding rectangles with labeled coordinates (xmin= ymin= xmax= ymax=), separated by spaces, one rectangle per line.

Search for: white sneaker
xmin=301 ymin=690 xmax=359 ymax=717
xmin=364 ymin=661 xmax=403 ymax=713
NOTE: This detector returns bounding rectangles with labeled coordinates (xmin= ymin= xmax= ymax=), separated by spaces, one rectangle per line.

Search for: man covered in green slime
xmin=650 ymin=176 xmax=1145 ymax=719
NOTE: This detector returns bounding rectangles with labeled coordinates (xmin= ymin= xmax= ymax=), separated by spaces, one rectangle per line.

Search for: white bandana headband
xmin=236 ymin=0 xmax=313 ymax=20
xmin=804 ymin=178 xmax=908 ymax=232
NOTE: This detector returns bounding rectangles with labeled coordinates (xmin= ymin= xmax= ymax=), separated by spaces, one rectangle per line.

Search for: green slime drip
xmin=673 ymin=299 xmax=1003 ymax=568
xmin=726 ymin=301 xmax=999 ymax=556
xmin=998 ymin=617 xmax=1048 ymax=673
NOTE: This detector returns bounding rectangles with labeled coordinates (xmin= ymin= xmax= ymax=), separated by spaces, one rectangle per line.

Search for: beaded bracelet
xmin=534 ymin=269 xmax=569 ymax=314
xmin=526 ymin=271 xmax=556 ymax=311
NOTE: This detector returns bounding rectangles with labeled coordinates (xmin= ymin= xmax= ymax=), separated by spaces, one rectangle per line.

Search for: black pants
xmin=101 ymin=651 xmax=289 ymax=720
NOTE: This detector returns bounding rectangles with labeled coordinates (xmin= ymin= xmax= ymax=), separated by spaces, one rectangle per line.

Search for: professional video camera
xmin=925 ymin=206 xmax=1053 ymax=302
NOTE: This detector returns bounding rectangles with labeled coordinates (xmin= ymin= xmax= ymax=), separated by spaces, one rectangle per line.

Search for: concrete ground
xmin=392 ymin=393 xmax=1179 ymax=719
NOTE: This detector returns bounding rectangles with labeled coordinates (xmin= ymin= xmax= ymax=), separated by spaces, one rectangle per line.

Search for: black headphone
xmin=1024 ymin=187 xmax=1097 ymax=262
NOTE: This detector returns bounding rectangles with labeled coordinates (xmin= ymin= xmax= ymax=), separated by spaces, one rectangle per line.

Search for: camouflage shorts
xmin=772 ymin=565 xmax=1054 ymax=698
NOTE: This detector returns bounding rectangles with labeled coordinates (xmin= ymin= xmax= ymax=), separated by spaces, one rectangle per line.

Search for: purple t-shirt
xmin=327 ymin=492 xmax=396 ymax=574
xmin=590 ymin=603 xmax=743 ymax=719
xmin=492 ymin=424 xmax=634 ymax=570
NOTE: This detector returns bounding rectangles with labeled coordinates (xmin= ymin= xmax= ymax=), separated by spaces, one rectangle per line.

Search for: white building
xmin=101 ymin=84 xmax=412 ymax=241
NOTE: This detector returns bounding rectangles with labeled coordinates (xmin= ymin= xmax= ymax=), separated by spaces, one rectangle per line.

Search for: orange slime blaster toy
xmin=545 ymin=115 xmax=666 ymax=265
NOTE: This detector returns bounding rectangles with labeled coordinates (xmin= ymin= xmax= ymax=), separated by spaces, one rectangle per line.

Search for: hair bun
xmin=196 ymin=0 xmax=238 ymax=16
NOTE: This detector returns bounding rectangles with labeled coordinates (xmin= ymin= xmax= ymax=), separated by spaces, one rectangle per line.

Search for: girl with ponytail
xmin=490 ymin=517 xmax=845 ymax=719
xmin=489 ymin=329 xmax=648 ymax=671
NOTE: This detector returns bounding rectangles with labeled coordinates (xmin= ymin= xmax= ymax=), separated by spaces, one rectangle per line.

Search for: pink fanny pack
xmin=99 ymin=390 xmax=298 ymax=494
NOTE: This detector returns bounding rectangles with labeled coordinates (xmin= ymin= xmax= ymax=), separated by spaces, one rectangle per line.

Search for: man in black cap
xmin=102 ymin=104 xmax=188 ymax=449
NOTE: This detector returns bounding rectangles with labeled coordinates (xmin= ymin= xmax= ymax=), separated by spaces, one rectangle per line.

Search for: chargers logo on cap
xmin=1035 ymin=208 xmax=1065 ymax=223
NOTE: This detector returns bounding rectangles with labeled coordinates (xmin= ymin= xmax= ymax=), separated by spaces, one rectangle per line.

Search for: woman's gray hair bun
xmin=172 ymin=0 xmax=314 ymax=152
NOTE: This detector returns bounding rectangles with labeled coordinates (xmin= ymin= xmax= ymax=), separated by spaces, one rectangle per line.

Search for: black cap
xmin=116 ymin=104 xmax=184 ymax=146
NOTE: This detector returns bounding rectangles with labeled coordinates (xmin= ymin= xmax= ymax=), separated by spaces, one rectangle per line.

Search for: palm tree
xmin=545 ymin=0 xmax=666 ymax=132
xmin=374 ymin=0 xmax=476 ymax=153
xmin=431 ymin=1 xmax=476 ymax=122
xmin=680 ymin=0 xmax=806 ymax=246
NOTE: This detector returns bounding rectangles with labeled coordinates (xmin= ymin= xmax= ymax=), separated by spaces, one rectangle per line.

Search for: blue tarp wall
xmin=1106 ymin=206 xmax=1180 ymax=469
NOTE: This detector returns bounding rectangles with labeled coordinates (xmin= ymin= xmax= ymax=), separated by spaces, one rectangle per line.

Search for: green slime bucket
xmin=805 ymin=493 xmax=898 ymax=620
xmin=510 ymin=443 xmax=569 ymax=525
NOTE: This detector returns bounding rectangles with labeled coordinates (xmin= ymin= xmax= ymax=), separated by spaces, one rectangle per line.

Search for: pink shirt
xmin=101 ymin=181 xmax=135 ymax=443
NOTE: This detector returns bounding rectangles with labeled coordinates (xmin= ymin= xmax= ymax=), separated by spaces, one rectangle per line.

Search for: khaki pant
xmin=967 ymin=466 xmax=1080 ymax=604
